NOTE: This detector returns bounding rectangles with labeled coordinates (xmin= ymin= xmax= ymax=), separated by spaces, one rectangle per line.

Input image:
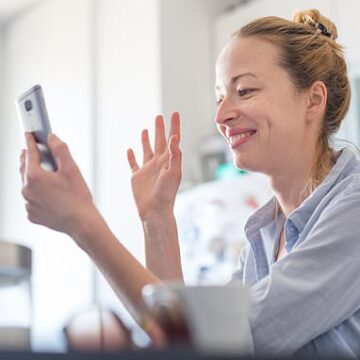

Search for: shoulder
xmin=326 ymin=173 xmax=360 ymax=208
xmin=293 ymin=152 xmax=360 ymax=247
xmin=335 ymin=147 xmax=360 ymax=183
xmin=301 ymin=175 xmax=360 ymax=246
xmin=314 ymin=148 xmax=360 ymax=212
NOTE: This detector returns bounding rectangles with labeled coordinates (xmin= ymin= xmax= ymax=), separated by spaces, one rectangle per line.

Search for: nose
xmin=214 ymin=96 xmax=239 ymax=126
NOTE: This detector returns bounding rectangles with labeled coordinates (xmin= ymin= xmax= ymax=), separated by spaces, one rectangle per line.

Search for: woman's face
xmin=215 ymin=36 xmax=311 ymax=175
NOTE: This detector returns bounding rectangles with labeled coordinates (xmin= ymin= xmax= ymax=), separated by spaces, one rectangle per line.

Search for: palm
xmin=127 ymin=113 xmax=182 ymax=219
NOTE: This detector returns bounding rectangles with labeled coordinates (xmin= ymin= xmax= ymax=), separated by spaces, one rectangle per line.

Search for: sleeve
xmin=249 ymin=190 xmax=360 ymax=355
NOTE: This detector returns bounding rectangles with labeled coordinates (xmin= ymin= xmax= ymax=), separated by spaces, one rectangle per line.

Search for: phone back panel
xmin=16 ymin=85 xmax=52 ymax=145
xmin=16 ymin=85 xmax=57 ymax=171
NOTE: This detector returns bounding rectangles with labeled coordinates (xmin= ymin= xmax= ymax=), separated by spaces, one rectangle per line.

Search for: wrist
xmin=141 ymin=209 xmax=175 ymax=227
xmin=142 ymin=211 xmax=179 ymax=251
xmin=142 ymin=211 xmax=183 ymax=280
xmin=68 ymin=204 xmax=106 ymax=250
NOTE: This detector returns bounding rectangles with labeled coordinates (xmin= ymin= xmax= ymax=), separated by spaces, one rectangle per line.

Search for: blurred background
xmin=0 ymin=0 xmax=360 ymax=352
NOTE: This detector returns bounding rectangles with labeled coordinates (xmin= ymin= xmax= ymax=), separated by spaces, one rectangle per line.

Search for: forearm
xmin=142 ymin=212 xmax=184 ymax=282
xmin=72 ymin=207 xmax=161 ymax=322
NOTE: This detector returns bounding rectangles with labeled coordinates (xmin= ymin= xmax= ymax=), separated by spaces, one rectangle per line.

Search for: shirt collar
xmin=289 ymin=148 xmax=356 ymax=232
xmin=244 ymin=148 xmax=357 ymax=258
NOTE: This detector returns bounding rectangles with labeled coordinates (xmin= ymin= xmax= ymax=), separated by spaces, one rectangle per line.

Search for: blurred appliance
xmin=0 ymin=241 xmax=32 ymax=351
xmin=175 ymin=173 xmax=273 ymax=284
xmin=199 ymin=134 xmax=230 ymax=182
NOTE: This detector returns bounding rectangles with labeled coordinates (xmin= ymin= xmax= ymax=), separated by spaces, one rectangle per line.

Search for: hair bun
xmin=293 ymin=9 xmax=338 ymax=40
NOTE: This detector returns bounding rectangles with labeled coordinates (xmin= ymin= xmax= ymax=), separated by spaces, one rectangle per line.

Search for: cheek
xmin=239 ymin=99 xmax=274 ymax=134
xmin=258 ymin=96 xmax=301 ymax=137
xmin=239 ymin=94 xmax=274 ymax=120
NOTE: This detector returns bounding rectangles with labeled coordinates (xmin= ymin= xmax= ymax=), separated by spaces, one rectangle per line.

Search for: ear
xmin=305 ymin=80 xmax=327 ymax=124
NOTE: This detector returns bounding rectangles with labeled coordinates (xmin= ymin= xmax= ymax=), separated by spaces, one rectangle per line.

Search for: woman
xmin=20 ymin=9 xmax=360 ymax=357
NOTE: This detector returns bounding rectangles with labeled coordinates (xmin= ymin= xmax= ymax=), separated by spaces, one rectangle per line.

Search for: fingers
xmin=19 ymin=149 xmax=26 ymax=184
xmin=127 ymin=149 xmax=139 ymax=173
xmin=47 ymin=133 xmax=72 ymax=171
xmin=25 ymin=133 xmax=41 ymax=165
xmin=142 ymin=129 xmax=154 ymax=165
xmin=154 ymin=115 xmax=166 ymax=154
xmin=168 ymin=135 xmax=182 ymax=174
xmin=147 ymin=320 xmax=167 ymax=349
xmin=168 ymin=112 xmax=180 ymax=142
xmin=140 ymin=315 xmax=167 ymax=349
xmin=134 ymin=112 xmax=181 ymax=167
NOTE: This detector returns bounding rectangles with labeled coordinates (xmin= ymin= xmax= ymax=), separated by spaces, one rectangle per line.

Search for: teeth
xmin=229 ymin=131 xmax=255 ymax=144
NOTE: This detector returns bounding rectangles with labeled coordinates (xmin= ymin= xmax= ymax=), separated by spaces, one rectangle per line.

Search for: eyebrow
xmin=215 ymin=72 xmax=258 ymax=91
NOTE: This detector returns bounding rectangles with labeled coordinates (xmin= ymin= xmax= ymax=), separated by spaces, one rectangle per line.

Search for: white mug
xmin=143 ymin=282 xmax=254 ymax=355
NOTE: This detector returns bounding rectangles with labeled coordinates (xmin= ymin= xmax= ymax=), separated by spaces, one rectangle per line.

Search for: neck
xmin=272 ymin=177 xmax=309 ymax=218
xmin=268 ymin=146 xmax=333 ymax=218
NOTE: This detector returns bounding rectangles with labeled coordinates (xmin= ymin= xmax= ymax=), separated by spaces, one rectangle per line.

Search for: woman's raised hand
xmin=20 ymin=133 xmax=96 ymax=239
xmin=127 ymin=112 xmax=182 ymax=220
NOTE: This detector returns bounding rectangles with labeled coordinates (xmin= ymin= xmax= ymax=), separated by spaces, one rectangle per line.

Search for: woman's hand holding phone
xmin=20 ymin=133 xmax=97 ymax=241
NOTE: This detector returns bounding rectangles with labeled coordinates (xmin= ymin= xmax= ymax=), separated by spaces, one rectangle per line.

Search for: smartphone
xmin=16 ymin=84 xmax=57 ymax=171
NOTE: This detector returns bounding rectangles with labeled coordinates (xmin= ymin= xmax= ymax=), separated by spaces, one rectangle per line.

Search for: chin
xmin=234 ymin=159 xmax=253 ymax=172
xmin=233 ymin=155 xmax=264 ymax=173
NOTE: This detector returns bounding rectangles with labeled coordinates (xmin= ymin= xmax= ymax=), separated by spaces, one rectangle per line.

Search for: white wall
xmin=0 ymin=0 xmax=94 ymax=351
xmin=160 ymin=0 xmax=215 ymax=185
xmin=95 ymin=0 xmax=162 ymax=262
xmin=335 ymin=0 xmax=360 ymax=65
xmin=0 ymin=25 xmax=4 ymax=225
xmin=93 ymin=0 xmax=163 ymax=332
xmin=160 ymin=0 xmax=243 ymax=186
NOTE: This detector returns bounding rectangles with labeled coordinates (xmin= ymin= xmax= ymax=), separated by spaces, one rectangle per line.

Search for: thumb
xmin=47 ymin=133 xmax=74 ymax=171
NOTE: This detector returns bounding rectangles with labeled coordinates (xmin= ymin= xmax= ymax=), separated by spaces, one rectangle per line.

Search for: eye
xmin=237 ymin=88 xmax=255 ymax=97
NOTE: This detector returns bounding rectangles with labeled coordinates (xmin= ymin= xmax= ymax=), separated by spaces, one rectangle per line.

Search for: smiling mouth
xmin=229 ymin=130 xmax=257 ymax=147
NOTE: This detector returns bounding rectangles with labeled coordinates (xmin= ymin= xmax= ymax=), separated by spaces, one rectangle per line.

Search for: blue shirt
xmin=232 ymin=148 xmax=360 ymax=357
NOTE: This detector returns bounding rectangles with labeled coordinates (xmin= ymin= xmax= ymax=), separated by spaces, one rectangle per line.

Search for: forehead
xmin=215 ymin=36 xmax=284 ymax=88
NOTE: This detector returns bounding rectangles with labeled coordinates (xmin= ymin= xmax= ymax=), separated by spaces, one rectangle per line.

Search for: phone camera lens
xmin=24 ymin=100 xmax=33 ymax=112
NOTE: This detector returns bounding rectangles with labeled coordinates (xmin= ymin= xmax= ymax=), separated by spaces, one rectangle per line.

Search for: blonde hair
xmin=233 ymin=9 xmax=351 ymax=197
